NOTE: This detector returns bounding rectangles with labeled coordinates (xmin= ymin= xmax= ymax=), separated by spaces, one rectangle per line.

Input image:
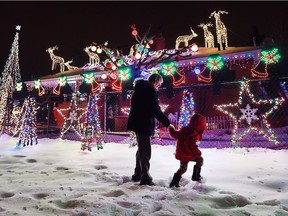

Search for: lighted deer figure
xmin=210 ymin=10 xmax=228 ymax=50
xmin=198 ymin=23 xmax=215 ymax=48
xmin=84 ymin=46 xmax=100 ymax=65
xmin=46 ymin=46 xmax=65 ymax=72
xmin=175 ymin=27 xmax=198 ymax=49
xmin=64 ymin=60 xmax=78 ymax=71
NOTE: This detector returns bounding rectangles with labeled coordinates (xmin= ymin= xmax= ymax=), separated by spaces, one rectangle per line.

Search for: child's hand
xmin=168 ymin=124 xmax=175 ymax=129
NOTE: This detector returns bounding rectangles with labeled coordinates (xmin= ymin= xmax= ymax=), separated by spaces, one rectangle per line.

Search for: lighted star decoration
xmin=251 ymin=48 xmax=281 ymax=78
xmin=56 ymin=93 xmax=86 ymax=139
xmin=215 ymin=78 xmax=285 ymax=148
xmin=198 ymin=55 xmax=224 ymax=83
xmin=16 ymin=25 xmax=21 ymax=31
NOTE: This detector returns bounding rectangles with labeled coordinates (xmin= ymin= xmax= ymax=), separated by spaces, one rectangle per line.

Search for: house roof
xmin=27 ymin=46 xmax=261 ymax=86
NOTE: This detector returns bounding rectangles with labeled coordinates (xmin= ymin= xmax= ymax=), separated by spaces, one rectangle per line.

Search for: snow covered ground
xmin=0 ymin=134 xmax=287 ymax=216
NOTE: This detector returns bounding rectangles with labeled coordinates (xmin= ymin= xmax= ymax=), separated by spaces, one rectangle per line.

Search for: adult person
xmin=127 ymin=73 xmax=171 ymax=186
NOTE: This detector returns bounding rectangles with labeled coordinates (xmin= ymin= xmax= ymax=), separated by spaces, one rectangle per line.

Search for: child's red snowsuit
xmin=169 ymin=114 xmax=206 ymax=162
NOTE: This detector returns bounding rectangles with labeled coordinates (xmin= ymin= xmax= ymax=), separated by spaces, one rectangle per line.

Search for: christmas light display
xmin=120 ymin=106 xmax=137 ymax=146
xmin=178 ymin=89 xmax=195 ymax=128
xmin=56 ymin=93 xmax=86 ymax=139
xmin=0 ymin=26 xmax=22 ymax=133
xmin=46 ymin=46 xmax=65 ymax=72
xmin=82 ymin=72 xmax=100 ymax=93
xmin=161 ymin=61 xmax=185 ymax=86
xmin=175 ymin=28 xmax=198 ymax=50
xmin=0 ymin=92 xmax=9 ymax=133
xmin=154 ymin=103 xmax=169 ymax=141
xmin=198 ymin=23 xmax=215 ymax=48
xmin=12 ymin=103 xmax=25 ymax=136
xmin=198 ymin=54 xmax=224 ymax=82
xmin=84 ymin=46 xmax=100 ymax=66
xmin=120 ymin=107 xmax=130 ymax=116
xmin=81 ymin=92 xmax=103 ymax=151
xmin=112 ymin=66 xmax=132 ymax=91
xmin=16 ymin=96 xmax=39 ymax=147
xmin=215 ymin=78 xmax=285 ymax=148
xmin=63 ymin=60 xmax=78 ymax=71
xmin=210 ymin=10 xmax=228 ymax=50
xmin=16 ymin=82 xmax=23 ymax=91
xmin=251 ymin=48 xmax=281 ymax=78
xmin=53 ymin=76 xmax=68 ymax=95
xmin=34 ymin=79 xmax=46 ymax=96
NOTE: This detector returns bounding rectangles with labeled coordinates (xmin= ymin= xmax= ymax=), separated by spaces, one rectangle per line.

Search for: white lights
xmin=96 ymin=48 xmax=102 ymax=54
xmin=101 ymin=73 xmax=107 ymax=80
xmin=91 ymin=45 xmax=97 ymax=52
xmin=191 ymin=44 xmax=199 ymax=52
xmin=135 ymin=52 xmax=141 ymax=59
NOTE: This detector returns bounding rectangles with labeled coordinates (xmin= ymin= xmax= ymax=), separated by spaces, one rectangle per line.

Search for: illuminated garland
xmin=56 ymin=93 xmax=86 ymax=139
xmin=251 ymin=48 xmax=281 ymax=78
xmin=214 ymin=78 xmax=285 ymax=148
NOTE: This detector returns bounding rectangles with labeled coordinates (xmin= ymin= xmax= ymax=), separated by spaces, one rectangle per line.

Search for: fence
xmin=2 ymin=78 xmax=288 ymax=149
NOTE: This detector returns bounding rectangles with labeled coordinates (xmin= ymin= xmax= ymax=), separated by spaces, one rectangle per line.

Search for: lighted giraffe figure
xmin=210 ymin=10 xmax=228 ymax=50
xmin=84 ymin=46 xmax=100 ymax=65
xmin=198 ymin=23 xmax=215 ymax=48
xmin=46 ymin=46 xmax=65 ymax=72
xmin=175 ymin=28 xmax=198 ymax=49
xmin=64 ymin=60 xmax=78 ymax=71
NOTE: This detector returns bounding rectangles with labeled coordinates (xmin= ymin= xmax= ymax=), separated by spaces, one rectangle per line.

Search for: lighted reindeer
xmin=175 ymin=27 xmax=198 ymax=49
xmin=84 ymin=46 xmax=100 ymax=65
xmin=198 ymin=23 xmax=215 ymax=48
xmin=64 ymin=60 xmax=78 ymax=71
xmin=46 ymin=46 xmax=65 ymax=72
xmin=209 ymin=10 xmax=228 ymax=50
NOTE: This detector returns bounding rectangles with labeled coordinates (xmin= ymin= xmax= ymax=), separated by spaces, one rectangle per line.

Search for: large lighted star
xmin=215 ymin=78 xmax=285 ymax=148
xmin=56 ymin=94 xmax=86 ymax=138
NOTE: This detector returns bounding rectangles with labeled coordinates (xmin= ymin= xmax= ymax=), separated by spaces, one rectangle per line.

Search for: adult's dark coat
xmin=127 ymin=79 xmax=170 ymax=135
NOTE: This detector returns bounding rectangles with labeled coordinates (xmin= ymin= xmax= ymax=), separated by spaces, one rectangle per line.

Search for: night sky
xmin=0 ymin=1 xmax=287 ymax=81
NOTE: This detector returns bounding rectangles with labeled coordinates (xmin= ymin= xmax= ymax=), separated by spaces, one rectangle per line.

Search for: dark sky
xmin=0 ymin=1 xmax=288 ymax=81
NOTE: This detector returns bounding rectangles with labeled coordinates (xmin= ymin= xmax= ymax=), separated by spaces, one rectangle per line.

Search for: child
xmin=168 ymin=113 xmax=206 ymax=187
